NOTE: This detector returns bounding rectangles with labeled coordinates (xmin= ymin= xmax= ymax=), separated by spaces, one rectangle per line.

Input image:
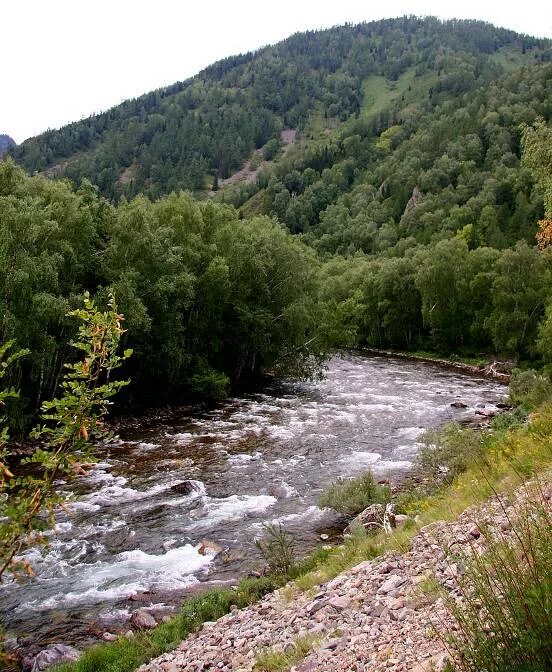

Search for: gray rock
xmin=344 ymin=503 xmax=384 ymax=534
xmin=130 ymin=609 xmax=157 ymax=630
xmin=469 ymin=524 xmax=481 ymax=539
xmin=378 ymin=574 xmax=407 ymax=594
xmin=306 ymin=598 xmax=330 ymax=615
xmin=23 ymin=644 xmax=80 ymax=672
xmin=102 ymin=632 xmax=118 ymax=641
xmin=328 ymin=595 xmax=350 ymax=611
xmin=170 ymin=480 xmax=203 ymax=495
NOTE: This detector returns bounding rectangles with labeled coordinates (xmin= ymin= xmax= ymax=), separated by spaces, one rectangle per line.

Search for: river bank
xmin=135 ymin=474 xmax=551 ymax=672
xmin=360 ymin=348 xmax=512 ymax=382
xmin=49 ymin=390 xmax=552 ymax=672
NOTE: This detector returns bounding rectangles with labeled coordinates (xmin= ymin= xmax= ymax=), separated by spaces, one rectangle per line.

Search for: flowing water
xmin=1 ymin=354 xmax=506 ymax=647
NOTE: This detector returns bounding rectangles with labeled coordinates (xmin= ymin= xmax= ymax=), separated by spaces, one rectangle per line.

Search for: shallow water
xmin=1 ymin=354 xmax=505 ymax=647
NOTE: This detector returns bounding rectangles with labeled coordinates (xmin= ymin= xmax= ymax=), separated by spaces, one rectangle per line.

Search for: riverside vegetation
xmin=1 ymin=14 xmax=552 ymax=672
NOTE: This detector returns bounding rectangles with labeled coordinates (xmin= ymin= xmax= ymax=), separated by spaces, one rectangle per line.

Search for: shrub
xmin=188 ymin=367 xmax=230 ymax=400
xmin=416 ymin=423 xmax=486 ymax=487
xmin=443 ymin=491 xmax=552 ymax=672
xmin=254 ymin=524 xmax=296 ymax=578
xmin=262 ymin=138 xmax=280 ymax=161
xmin=319 ymin=470 xmax=390 ymax=516
xmin=509 ymin=369 xmax=552 ymax=411
xmin=254 ymin=634 xmax=320 ymax=671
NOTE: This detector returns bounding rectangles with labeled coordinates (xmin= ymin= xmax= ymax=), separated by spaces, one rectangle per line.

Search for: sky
xmin=2 ymin=1 xmax=552 ymax=143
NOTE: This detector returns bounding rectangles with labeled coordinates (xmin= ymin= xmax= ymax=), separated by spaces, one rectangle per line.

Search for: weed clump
xmin=255 ymin=524 xmax=296 ymax=578
xmin=443 ymin=492 xmax=552 ymax=672
xmin=319 ymin=470 xmax=390 ymax=516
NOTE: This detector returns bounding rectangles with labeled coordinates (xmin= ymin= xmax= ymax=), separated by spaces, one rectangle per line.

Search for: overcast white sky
xmin=2 ymin=1 xmax=551 ymax=143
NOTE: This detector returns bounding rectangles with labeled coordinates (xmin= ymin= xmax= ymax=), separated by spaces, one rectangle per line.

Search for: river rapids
xmin=1 ymin=354 xmax=506 ymax=648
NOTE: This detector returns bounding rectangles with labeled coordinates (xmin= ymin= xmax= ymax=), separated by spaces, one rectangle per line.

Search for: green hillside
xmin=9 ymin=18 xmax=551 ymax=201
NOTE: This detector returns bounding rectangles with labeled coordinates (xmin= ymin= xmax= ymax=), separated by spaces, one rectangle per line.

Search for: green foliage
xmin=4 ymin=20 xmax=552 ymax=393
xmin=255 ymin=524 xmax=296 ymax=578
xmin=0 ymin=294 xmax=130 ymax=581
xmin=319 ymin=470 xmax=390 ymax=516
xmin=508 ymin=369 xmax=552 ymax=411
xmin=444 ymin=494 xmax=552 ymax=672
xmin=263 ymin=138 xmax=280 ymax=161
xmin=0 ymin=163 xmax=328 ymax=426
xmin=416 ymin=423 xmax=487 ymax=487
xmin=9 ymin=19 xmax=551 ymax=201
xmin=522 ymin=117 xmax=552 ymax=218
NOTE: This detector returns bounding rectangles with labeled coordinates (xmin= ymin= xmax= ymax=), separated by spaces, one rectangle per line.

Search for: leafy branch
xmin=0 ymin=293 xmax=131 ymax=581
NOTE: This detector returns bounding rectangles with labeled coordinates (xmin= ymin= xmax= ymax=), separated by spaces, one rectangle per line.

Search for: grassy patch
xmin=490 ymin=46 xmax=537 ymax=72
xmin=319 ymin=470 xmax=390 ymax=516
xmin=253 ymin=634 xmax=321 ymax=672
xmin=361 ymin=71 xmax=415 ymax=119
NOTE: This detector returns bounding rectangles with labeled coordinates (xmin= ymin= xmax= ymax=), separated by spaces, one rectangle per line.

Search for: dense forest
xmin=2 ymin=17 xmax=552 ymax=432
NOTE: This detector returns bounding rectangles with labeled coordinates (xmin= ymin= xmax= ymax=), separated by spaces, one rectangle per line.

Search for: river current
xmin=1 ymin=354 xmax=505 ymax=647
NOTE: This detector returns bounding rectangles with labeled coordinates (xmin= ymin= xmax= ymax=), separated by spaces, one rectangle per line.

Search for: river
xmin=1 ymin=353 xmax=506 ymax=649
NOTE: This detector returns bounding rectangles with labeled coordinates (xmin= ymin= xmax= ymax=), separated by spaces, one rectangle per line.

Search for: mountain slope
xmin=226 ymin=62 xmax=552 ymax=253
xmin=9 ymin=17 xmax=551 ymax=200
xmin=0 ymin=134 xmax=15 ymax=157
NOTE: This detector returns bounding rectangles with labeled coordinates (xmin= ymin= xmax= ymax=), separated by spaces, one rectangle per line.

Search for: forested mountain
xmin=0 ymin=135 xmax=15 ymax=157
xmin=2 ymin=17 xmax=552 ymax=432
xmin=9 ymin=18 xmax=551 ymax=200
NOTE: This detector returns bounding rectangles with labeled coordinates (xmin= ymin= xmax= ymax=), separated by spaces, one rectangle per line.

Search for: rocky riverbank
xmin=137 ymin=476 xmax=550 ymax=672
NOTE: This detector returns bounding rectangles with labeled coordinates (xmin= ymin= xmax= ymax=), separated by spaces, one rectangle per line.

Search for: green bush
xmin=444 ymin=492 xmax=552 ymax=672
xmin=255 ymin=524 xmax=296 ymax=578
xmin=416 ymin=423 xmax=486 ymax=487
xmin=508 ymin=369 xmax=552 ymax=411
xmin=189 ymin=367 xmax=230 ymax=401
xmin=262 ymin=138 xmax=280 ymax=161
xmin=319 ymin=470 xmax=390 ymax=516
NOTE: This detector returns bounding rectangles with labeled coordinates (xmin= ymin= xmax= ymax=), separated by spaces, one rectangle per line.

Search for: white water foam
xmin=251 ymin=505 xmax=326 ymax=533
xmin=17 ymin=543 xmax=213 ymax=612
xmin=187 ymin=494 xmax=277 ymax=530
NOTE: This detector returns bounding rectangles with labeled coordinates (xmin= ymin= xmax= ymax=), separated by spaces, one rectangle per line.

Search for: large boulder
xmin=344 ymin=503 xmax=395 ymax=534
xmin=23 ymin=644 xmax=80 ymax=672
xmin=130 ymin=609 xmax=157 ymax=630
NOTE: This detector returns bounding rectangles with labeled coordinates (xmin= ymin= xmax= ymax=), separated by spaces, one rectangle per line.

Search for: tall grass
xmin=443 ymin=488 xmax=552 ymax=671
xmin=255 ymin=524 xmax=296 ymax=577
